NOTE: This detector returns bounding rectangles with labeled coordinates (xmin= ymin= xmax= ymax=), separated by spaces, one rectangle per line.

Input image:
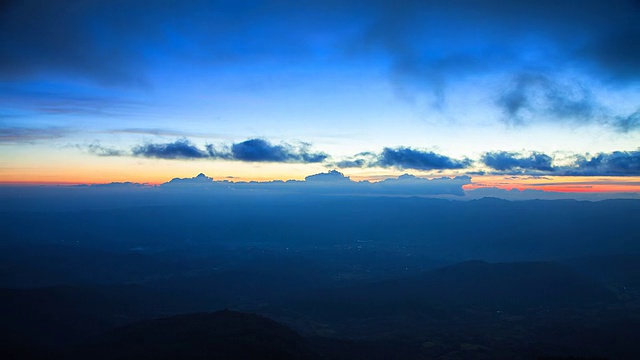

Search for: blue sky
xmin=1 ymin=0 xmax=639 ymax=188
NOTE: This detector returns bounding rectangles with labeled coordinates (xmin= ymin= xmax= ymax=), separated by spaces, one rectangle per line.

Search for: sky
xmin=1 ymin=0 xmax=639 ymax=194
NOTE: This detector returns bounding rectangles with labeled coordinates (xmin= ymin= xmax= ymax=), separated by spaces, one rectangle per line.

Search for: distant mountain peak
xmin=305 ymin=170 xmax=351 ymax=182
xmin=163 ymin=173 xmax=215 ymax=187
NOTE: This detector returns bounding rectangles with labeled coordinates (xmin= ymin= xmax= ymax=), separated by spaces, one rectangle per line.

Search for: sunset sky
xmin=1 ymin=0 xmax=639 ymax=193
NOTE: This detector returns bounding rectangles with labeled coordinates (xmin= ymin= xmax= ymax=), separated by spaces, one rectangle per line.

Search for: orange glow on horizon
xmin=464 ymin=184 xmax=640 ymax=193
xmin=1 ymin=173 xmax=640 ymax=193
xmin=464 ymin=175 xmax=640 ymax=193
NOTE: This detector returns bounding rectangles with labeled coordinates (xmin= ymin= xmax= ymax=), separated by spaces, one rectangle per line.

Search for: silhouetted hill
xmin=68 ymin=310 xmax=319 ymax=360
xmin=0 ymin=285 xmax=180 ymax=347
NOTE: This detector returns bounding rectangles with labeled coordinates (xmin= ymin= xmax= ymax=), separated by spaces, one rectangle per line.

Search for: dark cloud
xmin=481 ymin=149 xmax=640 ymax=176
xmin=482 ymin=151 xmax=555 ymax=172
xmin=571 ymin=151 xmax=640 ymax=176
xmin=335 ymin=158 xmax=367 ymax=168
xmin=613 ymin=111 xmax=640 ymax=133
xmin=334 ymin=148 xmax=472 ymax=171
xmin=376 ymin=147 xmax=472 ymax=170
xmin=0 ymin=0 xmax=337 ymax=85
xmin=334 ymin=152 xmax=377 ymax=168
xmin=355 ymin=1 xmax=640 ymax=91
xmin=330 ymin=1 xmax=640 ymax=114
xmin=85 ymin=143 xmax=124 ymax=157
xmin=495 ymin=74 xmax=640 ymax=131
xmin=227 ymin=138 xmax=328 ymax=163
xmin=496 ymin=74 xmax=598 ymax=125
xmin=132 ymin=139 xmax=208 ymax=159
xmin=2 ymin=1 xmax=638 ymax=89
xmin=204 ymin=144 xmax=233 ymax=161
xmin=131 ymin=138 xmax=328 ymax=163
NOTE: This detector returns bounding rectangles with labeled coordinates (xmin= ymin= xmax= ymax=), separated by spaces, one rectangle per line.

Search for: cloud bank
xmin=99 ymin=137 xmax=640 ymax=177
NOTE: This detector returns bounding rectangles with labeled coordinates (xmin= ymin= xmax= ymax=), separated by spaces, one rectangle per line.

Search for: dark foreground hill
xmin=1 ymin=310 xmax=430 ymax=360
xmin=67 ymin=310 xmax=318 ymax=360
xmin=0 ymin=285 xmax=182 ymax=347
xmin=279 ymin=260 xmax=638 ymax=359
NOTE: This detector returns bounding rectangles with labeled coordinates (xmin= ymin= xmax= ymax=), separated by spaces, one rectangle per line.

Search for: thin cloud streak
xmin=0 ymin=127 xmax=72 ymax=143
